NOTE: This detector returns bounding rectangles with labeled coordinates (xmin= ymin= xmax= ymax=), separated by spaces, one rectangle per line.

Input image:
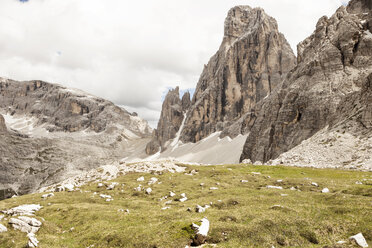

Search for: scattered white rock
xmin=276 ymin=180 xmax=283 ymax=183
xmin=27 ymin=233 xmax=39 ymax=247
xmin=118 ymin=209 xmax=130 ymax=214
xmin=337 ymin=240 xmax=347 ymax=244
xmin=107 ymin=182 xmax=119 ymax=190
xmin=242 ymin=159 xmax=251 ymax=164
xmin=266 ymin=186 xmax=283 ymax=190
xmin=251 ymin=172 xmax=261 ymax=175
xmin=240 ymin=180 xmax=249 ymax=183
xmin=179 ymin=197 xmax=188 ymax=202
xmin=209 ymin=187 xmax=218 ymax=190
xmin=148 ymin=177 xmax=158 ymax=185
xmin=311 ymin=182 xmax=319 ymax=187
xmin=180 ymin=193 xmax=186 ymax=198
xmin=9 ymin=217 xmax=41 ymax=234
xmin=200 ymin=183 xmax=205 ymax=186
xmin=169 ymin=191 xmax=176 ymax=197
xmin=18 ymin=216 xmax=42 ymax=228
xmin=41 ymin=193 xmax=54 ymax=199
xmin=4 ymin=204 xmax=42 ymax=216
xmin=134 ymin=185 xmax=142 ymax=191
xmin=161 ymin=207 xmax=170 ymax=210
xmin=64 ymin=184 xmax=75 ymax=192
xmin=0 ymin=215 xmax=4 ymax=220
xmin=145 ymin=188 xmax=152 ymax=194
xmin=290 ymin=187 xmax=296 ymax=191
xmin=97 ymin=183 xmax=104 ymax=188
xmin=185 ymin=169 xmax=198 ymax=176
xmin=254 ymin=161 xmax=263 ymax=165
xmin=0 ymin=224 xmax=7 ymax=233
xmin=164 ymin=200 xmax=172 ymax=205
xmin=39 ymin=160 xmax=186 ymax=193
xmin=356 ymin=181 xmax=363 ymax=185
xmin=321 ymin=188 xmax=330 ymax=193
xmin=349 ymin=233 xmax=369 ymax=247
xmin=281 ymin=194 xmax=288 ymax=197
xmin=137 ymin=176 xmax=145 ymax=182
xmin=196 ymin=205 xmax=206 ymax=213
xmin=99 ymin=194 xmax=112 ymax=202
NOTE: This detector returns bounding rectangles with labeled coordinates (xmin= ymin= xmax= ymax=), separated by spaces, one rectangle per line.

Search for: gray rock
xmin=240 ymin=1 xmax=372 ymax=163
xmin=0 ymin=79 xmax=151 ymax=196
xmin=0 ymin=114 xmax=6 ymax=133
xmin=148 ymin=6 xmax=296 ymax=152
xmin=9 ymin=217 xmax=40 ymax=234
xmin=146 ymin=87 xmax=191 ymax=154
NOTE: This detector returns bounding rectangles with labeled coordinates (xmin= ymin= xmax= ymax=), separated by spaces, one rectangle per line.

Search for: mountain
xmin=240 ymin=0 xmax=372 ymax=167
xmin=147 ymin=0 xmax=371 ymax=170
xmin=146 ymin=87 xmax=190 ymax=154
xmin=146 ymin=6 xmax=296 ymax=155
xmin=0 ymin=78 xmax=152 ymax=199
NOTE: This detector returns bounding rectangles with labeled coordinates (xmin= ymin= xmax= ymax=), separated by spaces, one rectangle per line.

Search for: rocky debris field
xmin=0 ymin=162 xmax=371 ymax=247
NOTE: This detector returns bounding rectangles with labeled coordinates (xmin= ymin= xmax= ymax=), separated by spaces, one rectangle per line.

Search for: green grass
xmin=0 ymin=164 xmax=371 ymax=248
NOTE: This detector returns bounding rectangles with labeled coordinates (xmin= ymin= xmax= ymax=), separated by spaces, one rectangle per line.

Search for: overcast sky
xmin=0 ymin=0 xmax=349 ymax=127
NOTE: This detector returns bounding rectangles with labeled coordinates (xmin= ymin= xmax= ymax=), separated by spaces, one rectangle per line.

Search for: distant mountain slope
xmin=0 ymin=78 xmax=152 ymax=199
xmin=0 ymin=78 xmax=151 ymax=135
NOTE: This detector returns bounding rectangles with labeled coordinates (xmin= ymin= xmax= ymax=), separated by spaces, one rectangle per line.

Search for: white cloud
xmin=0 ymin=0 xmax=349 ymax=127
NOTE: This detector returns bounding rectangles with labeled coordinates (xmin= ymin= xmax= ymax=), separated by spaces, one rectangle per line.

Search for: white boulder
xmin=148 ymin=177 xmax=158 ymax=185
xmin=193 ymin=218 xmax=210 ymax=236
xmin=27 ymin=233 xmax=39 ymax=247
xmin=134 ymin=185 xmax=142 ymax=192
xmin=266 ymin=186 xmax=283 ymax=190
xmin=9 ymin=217 xmax=41 ymax=234
xmin=107 ymin=182 xmax=119 ymax=190
xmin=145 ymin=188 xmax=152 ymax=194
xmin=41 ymin=193 xmax=54 ymax=199
xmin=137 ymin=176 xmax=145 ymax=182
xmin=0 ymin=224 xmax=7 ymax=233
xmin=5 ymin=204 xmax=42 ymax=216
xmin=321 ymin=188 xmax=330 ymax=193
xmin=350 ymin=233 xmax=369 ymax=247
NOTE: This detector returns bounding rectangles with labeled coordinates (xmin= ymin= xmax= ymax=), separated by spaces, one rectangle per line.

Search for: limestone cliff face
xmin=178 ymin=6 xmax=296 ymax=143
xmin=148 ymin=6 xmax=296 ymax=152
xmin=146 ymin=87 xmax=190 ymax=154
xmin=241 ymin=0 xmax=372 ymax=163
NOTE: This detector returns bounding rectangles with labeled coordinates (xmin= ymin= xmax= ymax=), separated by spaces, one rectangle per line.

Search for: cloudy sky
xmin=0 ymin=0 xmax=349 ymax=127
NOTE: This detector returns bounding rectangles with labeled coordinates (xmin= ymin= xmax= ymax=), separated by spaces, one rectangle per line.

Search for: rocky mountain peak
xmin=147 ymin=5 xmax=296 ymax=154
xmin=145 ymin=87 xmax=191 ymax=154
xmin=347 ymin=0 xmax=372 ymax=14
xmin=241 ymin=1 xmax=372 ymax=164
xmin=223 ymin=6 xmax=279 ymax=47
